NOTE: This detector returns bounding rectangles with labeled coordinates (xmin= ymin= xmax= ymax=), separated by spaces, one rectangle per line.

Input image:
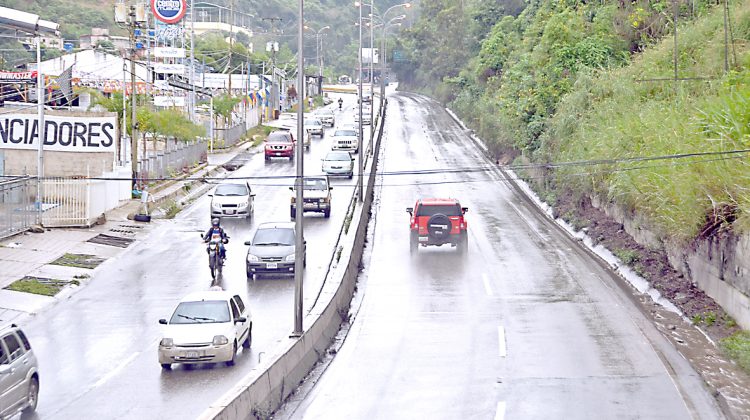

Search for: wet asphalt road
xmin=278 ymin=92 xmax=725 ymax=419
xmin=17 ymin=94 xmax=369 ymax=419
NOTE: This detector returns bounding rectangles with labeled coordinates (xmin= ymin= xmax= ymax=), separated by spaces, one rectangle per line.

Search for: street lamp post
xmin=380 ymin=16 xmax=405 ymax=103
xmin=293 ymin=0 xmax=305 ymax=337
xmin=304 ymin=25 xmax=330 ymax=80
xmin=355 ymin=1 xmax=364 ymax=202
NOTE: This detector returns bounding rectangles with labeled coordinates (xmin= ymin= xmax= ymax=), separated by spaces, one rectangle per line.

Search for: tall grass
xmin=543 ymin=0 xmax=750 ymax=243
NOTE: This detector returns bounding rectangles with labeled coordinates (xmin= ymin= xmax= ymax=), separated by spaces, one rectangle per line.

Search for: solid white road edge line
xmin=483 ymin=273 xmax=494 ymax=297
xmin=498 ymin=326 xmax=507 ymax=358
xmin=495 ymin=401 xmax=506 ymax=420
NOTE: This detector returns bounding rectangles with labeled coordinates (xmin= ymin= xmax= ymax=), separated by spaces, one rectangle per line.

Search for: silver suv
xmin=0 ymin=324 xmax=39 ymax=418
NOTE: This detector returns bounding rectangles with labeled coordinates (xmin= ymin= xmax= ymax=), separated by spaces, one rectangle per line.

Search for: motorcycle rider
xmin=203 ymin=218 xmax=228 ymax=261
xmin=338 ymin=97 xmax=343 ymax=110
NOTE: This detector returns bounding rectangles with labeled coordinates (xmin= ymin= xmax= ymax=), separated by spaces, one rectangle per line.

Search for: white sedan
xmin=158 ymin=290 xmax=252 ymax=369
xmin=322 ymin=150 xmax=355 ymax=179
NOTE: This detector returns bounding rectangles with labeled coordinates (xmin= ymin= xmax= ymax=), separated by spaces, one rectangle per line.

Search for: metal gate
xmin=0 ymin=176 xmax=34 ymax=240
xmin=41 ymin=177 xmax=91 ymax=227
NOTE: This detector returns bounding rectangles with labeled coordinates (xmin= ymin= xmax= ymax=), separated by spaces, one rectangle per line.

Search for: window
xmin=230 ymin=300 xmax=240 ymax=319
xmin=16 ymin=329 xmax=31 ymax=351
xmin=169 ymin=301 xmax=231 ymax=324
xmin=0 ymin=340 xmax=8 ymax=365
xmin=214 ymin=184 xmax=248 ymax=196
xmin=252 ymin=228 xmax=295 ymax=246
xmin=3 ymin=334 xmax=23 ymax=362
xmin=416 ymin=204 xmax=462 ymax=217
xmin=233 ymin=296 xmax=245 ymax=313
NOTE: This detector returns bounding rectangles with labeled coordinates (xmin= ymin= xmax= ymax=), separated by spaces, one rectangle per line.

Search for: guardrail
xmin=199 ymin=99 xmax=388 ymax=420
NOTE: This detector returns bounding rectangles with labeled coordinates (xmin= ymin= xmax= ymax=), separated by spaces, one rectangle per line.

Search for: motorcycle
xmin=338 ymin=99 xmax=343 ymax=110
xmin=204 ymin=232 xmax=229 ymax=280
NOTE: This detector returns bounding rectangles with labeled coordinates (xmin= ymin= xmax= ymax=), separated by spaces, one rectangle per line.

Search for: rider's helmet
xmin=211 ymin=217 xmax=220 ymax=227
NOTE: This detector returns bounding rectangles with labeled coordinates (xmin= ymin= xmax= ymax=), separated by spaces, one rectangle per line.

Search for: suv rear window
xmin=416 ymin=204 xmax=461 ymax=217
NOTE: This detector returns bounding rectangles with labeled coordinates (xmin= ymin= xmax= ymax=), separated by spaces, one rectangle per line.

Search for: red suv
xmin=406 ymin=198 xmax=468 ymax=254
xmin=265 ymin=131 xmax=296 ymax=161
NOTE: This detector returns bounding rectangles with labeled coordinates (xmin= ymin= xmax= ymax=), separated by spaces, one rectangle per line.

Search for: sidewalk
xmin=0 ymin=141 xmax=255 ymax=325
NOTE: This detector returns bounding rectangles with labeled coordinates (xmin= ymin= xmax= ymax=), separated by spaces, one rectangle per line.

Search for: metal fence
xmin=0 ymin=176 xmax=34 ymax=239
xmin=41 ymin=177 xmax=91 ymax=227
xmin=138 ymin=140 xmax=208 ymax=180
xmin=213 ymin=123 xmax=246 ymax=149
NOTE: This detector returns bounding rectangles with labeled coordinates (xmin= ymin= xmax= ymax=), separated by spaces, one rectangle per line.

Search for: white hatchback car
xmin=158 ymin=290 xmax=252 ymax=369
xmin=210 ymin=181 xmax=255 ymax=220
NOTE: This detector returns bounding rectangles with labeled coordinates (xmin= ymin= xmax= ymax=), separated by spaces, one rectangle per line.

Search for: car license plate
xmin=267 ymin=262 xmax=278 ymax=269
xmin=225 ymin=210 xmax=235 ymax=215
xmin=419 ymin=236 xmax=428 ymax=242
xmin=186 ymin=351 xmax=199 ymax=358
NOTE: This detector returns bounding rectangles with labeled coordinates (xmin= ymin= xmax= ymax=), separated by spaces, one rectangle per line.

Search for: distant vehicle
xmin=314 ymin=109 xmax=335 ymax=127
xmin=331 ymin=128 xmax=359 ymax=153
xmin=265 ymin=130 xmax=296 ymax=161
xmin=406 ymin=198 xmax=469 ymax=254
xmin=244 ymin=222 xmax=305 ymax=279
xmin=340 ymin=122 xmax=359 ymax=136
xmin=338 ymin=75 xmax=351 ymax=84
xmin=322 ymin=150 xmax=355 ymax=179
xmin=0 ymin=324 xmax=39 ymax=418
xmin=158 ymin=290 xmax=252 ymax=369
xmin=354 ymin=109 xmax=372 ymax=125
xmin=304 ymin=118 xmax=325 ymax=137
xmin=209 ymin=181 xmax=255 ymax=220
xmin=290 ymin=176 xmax=332 ymax=218
xmin=358 ymin=92 xmax=372 ymax=104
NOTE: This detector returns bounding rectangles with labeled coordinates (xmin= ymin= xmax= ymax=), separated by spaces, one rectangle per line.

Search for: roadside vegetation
xmin=395 ymin=0 xmax=750 ymax=245
xmin=6 ymin=276 xmax=78 ymax=296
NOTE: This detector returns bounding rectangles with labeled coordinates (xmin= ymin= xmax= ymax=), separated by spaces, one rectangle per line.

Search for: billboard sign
xmin=151 ymin=0 xmax=187 ymax=24
xmin=0 ymin=114 xmax=117 ymax=153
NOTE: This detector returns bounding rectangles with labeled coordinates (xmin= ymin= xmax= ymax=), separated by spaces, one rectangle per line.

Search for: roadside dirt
xmin=549 ymin=188 xmax=750 ymax=418
xmin=554 ymin=192 xmax=740 ymax=340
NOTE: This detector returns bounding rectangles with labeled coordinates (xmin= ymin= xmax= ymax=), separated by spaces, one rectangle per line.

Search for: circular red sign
xmin=151 ymin=0 xmax=187 ymax=24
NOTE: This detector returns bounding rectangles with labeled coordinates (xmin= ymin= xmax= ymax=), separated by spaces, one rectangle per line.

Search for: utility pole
xmin=357 ymin=2 xmax=364 ymax=202
xmin=190 ymin=0 xmax=196 ymax=121
xmin=115 ymin=2 xmax=146 ymax=192
xmin=292 ymin=0 xmax=305 ymax=338
xmin=263 ymin=16 xmax=282 ymax=118
xmin=36 ymin=37 xmax=44 ymax=224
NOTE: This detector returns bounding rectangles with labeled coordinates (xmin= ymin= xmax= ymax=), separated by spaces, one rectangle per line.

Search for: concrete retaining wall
xmin=588 ymin=197 xmax=750 ymax=330
xmin=198 ymin=102 xmax=387 ymax=420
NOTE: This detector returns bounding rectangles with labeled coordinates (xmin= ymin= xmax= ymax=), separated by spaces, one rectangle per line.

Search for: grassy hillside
xmin=0 ymin=0 xmax=118 ymax=40
xmin=395 ymin=0 xmax=749 ymax=245
xmin=542 ymin=1 xmax=750 ymax=243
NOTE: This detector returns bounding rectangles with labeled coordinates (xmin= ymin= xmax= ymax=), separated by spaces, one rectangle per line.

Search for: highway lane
xmin=277 ymin=92 xmax=724 ymax=419
xmin=17 ymin=93 xmax=373 ymax=419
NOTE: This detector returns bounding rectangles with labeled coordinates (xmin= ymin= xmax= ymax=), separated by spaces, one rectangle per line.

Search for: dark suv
xmin=0 ymin=324 xmax=39 ymax=418
xmin=406 ymin=198 xmax=468 ymax=254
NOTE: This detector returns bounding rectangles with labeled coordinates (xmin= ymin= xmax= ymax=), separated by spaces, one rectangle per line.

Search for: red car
xmin=265 ymin=131 xmax=296 ymax=161
xmin=406 ymin=198 xmax=468 ymax=254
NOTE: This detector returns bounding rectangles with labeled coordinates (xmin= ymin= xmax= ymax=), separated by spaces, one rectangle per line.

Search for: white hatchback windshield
xmin=169 ymin=300 xmax=230 ymax=324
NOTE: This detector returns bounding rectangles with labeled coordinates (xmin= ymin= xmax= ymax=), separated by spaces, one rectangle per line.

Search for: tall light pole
xmin=355 ymin=1 xmax=364 ymax=202
xmin=293 ymin=0 xmax=305 ymax=337
xmin=380 ymin=16 xmax=405 ymax=103
xmin=189 ymin=0 xmax=196 ymax=121
xmin=304 ymin=25 xmax=330 ymax=83
xmin=379 ymin=2 xmax=411 ymax=96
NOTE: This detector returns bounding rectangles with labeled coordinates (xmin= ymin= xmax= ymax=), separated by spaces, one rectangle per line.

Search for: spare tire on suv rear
xmin=427 ymin=214 xmax=452 ymax=241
